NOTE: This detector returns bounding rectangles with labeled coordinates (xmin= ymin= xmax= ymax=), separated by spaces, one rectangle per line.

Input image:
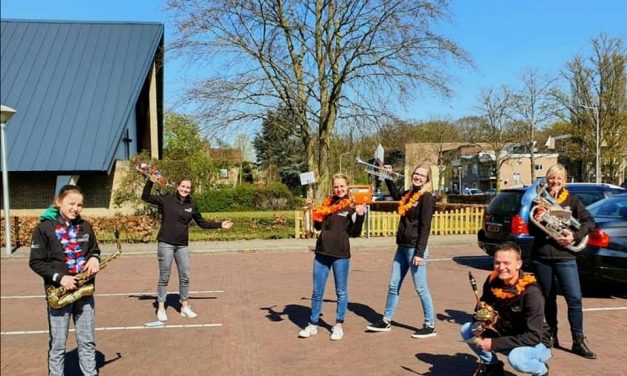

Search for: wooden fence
xmin=294 ymin=206 xmax=485 ymax=238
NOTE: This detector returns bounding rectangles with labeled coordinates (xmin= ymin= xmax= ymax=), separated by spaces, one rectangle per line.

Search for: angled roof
xmin=0 ymin=19 xmax=163 ymax=172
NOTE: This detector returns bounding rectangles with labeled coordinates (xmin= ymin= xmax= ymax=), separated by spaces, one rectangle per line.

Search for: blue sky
xmin=3 ymin=0 xmax=626 ymax=123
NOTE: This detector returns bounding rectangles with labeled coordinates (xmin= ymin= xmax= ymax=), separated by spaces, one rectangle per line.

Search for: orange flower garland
xmin=489 ymin=272 xmax=537 ymax=299
xmin=556 ymin=188 xmax=569 ymax=205
xmin=397 ymin=190 xmax=422 ymax=216
xmin=312 ymin=195 xmax=353 ymax=222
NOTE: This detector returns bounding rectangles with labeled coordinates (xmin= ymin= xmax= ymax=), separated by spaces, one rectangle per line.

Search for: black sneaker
xmin=411 ymin=324 xmax=437 ymax=338
xmin=366 ymin=319 xmax=391 ymax=332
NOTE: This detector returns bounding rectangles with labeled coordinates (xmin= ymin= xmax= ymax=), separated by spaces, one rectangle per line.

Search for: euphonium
xmin=46 ymin=229 xmax=122 ymax=309
xmin=524 ymin=179 xmax=588 ymax=252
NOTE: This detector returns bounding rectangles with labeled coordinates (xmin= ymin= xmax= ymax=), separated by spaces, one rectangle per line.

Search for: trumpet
xmin=355 ymin=157 xmax=404 ymax=181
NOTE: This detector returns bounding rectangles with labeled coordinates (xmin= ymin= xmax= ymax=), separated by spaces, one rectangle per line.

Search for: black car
xmin=577 ymin=193 xmax=627 ymax=284
xmin=477 ymin=182 xmax=626 ymax=270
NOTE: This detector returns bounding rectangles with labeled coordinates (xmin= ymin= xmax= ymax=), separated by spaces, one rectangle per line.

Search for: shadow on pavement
xmin=412 ymin=352 xmax=479 ymax=376
xmin=259 ymin=303 xmax=310 ymax=329
xmin=64 ymin=349 xmax=122 ymax=375
xmin=581 ymin=280 xmax=627 ymax=299
xmin=437 ymin=309 xmax=473 ymax=326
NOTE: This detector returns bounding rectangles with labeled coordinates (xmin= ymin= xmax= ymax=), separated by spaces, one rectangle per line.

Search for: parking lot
xmin=2 ymin=238 xmax=626 ymax=375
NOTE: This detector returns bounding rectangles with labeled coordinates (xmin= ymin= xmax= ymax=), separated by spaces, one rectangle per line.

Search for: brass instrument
xmin=527 ymin=180 xmax=588 ymax=252
xmin=355 ymin=157 xmax=404 ymax=181
xmin=468 ymin=271 xmax=500 ymax=340
xmin=46 ymin=229 xmax=122 ymax=309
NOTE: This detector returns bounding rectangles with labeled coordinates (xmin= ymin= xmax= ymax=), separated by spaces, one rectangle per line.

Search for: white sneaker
xmin=180 ymin=306 xmax=198 ymax=318
xmin=157 ymin=309 xmax=168 ymax=322
xmin=298 ymin=324 xmax=318 ymax=338
xmin=330 ymin=325 xmax=344 ymax=341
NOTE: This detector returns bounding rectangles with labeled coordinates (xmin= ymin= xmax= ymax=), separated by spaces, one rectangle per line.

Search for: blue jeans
xmin=382 ymin=246 xmax=434 ymax=325
xmin=461 ymin=322 xmax=551 ymax=376
xmin=157 ymin=242 xmax=191 ymax=303
xmin=309 ymin=254 xmax=350 ymax=324
xmin=532 ymin=259 xmax=583 ymax=334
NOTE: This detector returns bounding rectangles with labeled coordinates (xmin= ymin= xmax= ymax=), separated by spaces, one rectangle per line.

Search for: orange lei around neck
xmin=398 ymin=190 xmax=422 ymax=216
xmin=489 ymin=272 xmax=537 ymax=299
xmin=556 ymin=188 xmax=569 ymax=205
xmin=312 ymin=195 xmax=353 ymax=222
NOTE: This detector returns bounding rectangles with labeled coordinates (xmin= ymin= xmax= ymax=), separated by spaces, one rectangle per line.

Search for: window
xmin=534 ymin=164 xmax=543 ymax=171
xmin=513 ymin=172 xmax=521 ymax=183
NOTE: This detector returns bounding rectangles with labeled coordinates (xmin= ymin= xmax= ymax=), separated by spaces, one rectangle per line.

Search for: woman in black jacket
xmin=30 ymin=184 xmax=101 ymax=376
xmin=298 ymin=173 xmax=366 ymax=341
xmin=142 ymin=176 xmax=233 ymax=321
xmin=366 ymin=163 xmax=437 ymax=338
xmin=530 ymin=164 xmax=596 ymax=359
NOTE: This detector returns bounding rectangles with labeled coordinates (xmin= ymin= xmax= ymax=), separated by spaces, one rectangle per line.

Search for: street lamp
xmin=578 ymin=105 xmax=600 ymax=183
xmin=339 ymin=152 xmax=350 ymax=174
xmin=458 ymin=165 xmax=462 ymax=194
xmin=1 ymin=105 xmax=17 ymax=255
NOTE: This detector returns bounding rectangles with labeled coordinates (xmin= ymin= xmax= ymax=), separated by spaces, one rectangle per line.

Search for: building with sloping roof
xmin=1 ymin=19 xmax=163 ymax=214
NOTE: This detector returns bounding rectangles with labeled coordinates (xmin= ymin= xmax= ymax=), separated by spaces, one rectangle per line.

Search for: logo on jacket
xmin=185 ymin=208 xmax=192 ymax=212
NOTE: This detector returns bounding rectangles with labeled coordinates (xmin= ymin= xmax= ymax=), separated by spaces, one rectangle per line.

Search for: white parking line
xmin=0 ymin=290 xmax=224 ymax=300
xmin=1 ymin=323 xmax=223 ymax=336
xmin=583 ymin=307 xmax=627 ymax=312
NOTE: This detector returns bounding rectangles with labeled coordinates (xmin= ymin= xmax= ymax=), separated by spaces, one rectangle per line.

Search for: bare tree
xmin=553 ymin=34 xmax=626 ymax=183
xmin=512 ymin=69 xmax=558 ymax=182
xmin=166 ymin=0 xmax=470 ymax=195
xmin=475 ymin=86 xmax=520 ymax=191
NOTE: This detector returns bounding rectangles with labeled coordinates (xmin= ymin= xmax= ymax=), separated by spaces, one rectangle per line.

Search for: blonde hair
xmin=545 ymin=164 xmax=567 ymax=181
xmin=332 ymin=173 xmax=350 ymax=186
xmin=412 ymin=163 xmax=433 ymax=194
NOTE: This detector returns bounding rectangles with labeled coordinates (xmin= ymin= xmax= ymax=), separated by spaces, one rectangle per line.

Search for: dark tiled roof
xmin=0 ymin=19 xmax=163 ymax=172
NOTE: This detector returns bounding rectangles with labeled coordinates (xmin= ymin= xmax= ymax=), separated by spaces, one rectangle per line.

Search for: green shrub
xmin=194 ymin=183 xmax=299 ymax=212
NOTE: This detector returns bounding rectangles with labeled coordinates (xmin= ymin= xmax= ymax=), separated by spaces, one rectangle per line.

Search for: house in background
xmin=0 ymin=19 xmax=164 ymax=215
xmin=405 ymin=142 xmax=462 ymax=192
xmin=406 ymin=142 xmax=558 ymax=194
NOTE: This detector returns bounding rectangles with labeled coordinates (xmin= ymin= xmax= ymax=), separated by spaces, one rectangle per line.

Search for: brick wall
xmin=2 ymin=171 xmax=117 ymax=215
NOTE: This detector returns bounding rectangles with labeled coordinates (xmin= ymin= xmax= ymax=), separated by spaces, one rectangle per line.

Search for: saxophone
xmin=46 ymin=229 xmax=122 ymax=309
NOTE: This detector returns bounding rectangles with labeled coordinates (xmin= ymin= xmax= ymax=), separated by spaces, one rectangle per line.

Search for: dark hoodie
xmin=480 ymin=271 xmax=551 ymax=352
xmin=530 ymin=189 xmax=595 ymax=261
xmin=385 ymin=179 xmax=435 ymax=258
xmin=29 ymin=207 xmax=101 ymax=289
xmin=313 ymin=196 xmax=365 ymax=259
xmin=142 ymin=180 xmax=222 ymax=246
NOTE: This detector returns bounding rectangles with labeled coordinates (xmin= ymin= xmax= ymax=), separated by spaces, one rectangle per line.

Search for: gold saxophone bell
xmin=468 ymin=271 xmax=500 ymax=337
xmin=47 ymin=228 xmax=123 ymax=309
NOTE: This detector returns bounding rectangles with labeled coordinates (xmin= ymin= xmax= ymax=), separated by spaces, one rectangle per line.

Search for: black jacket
xmin=385 ymin=179 xmax=435 ymax=258
xmin=29 ymin=215 xmax=101 ymax=290
xmin=530 ymin=189 xmax=595 ymax=261
xmin=142 ymin=180 xmax=222 ymax=246
xmin=480 ymin=272 xmax=551 ymax=352
xmin=313 ymin=196 xmax=365 ymax=259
